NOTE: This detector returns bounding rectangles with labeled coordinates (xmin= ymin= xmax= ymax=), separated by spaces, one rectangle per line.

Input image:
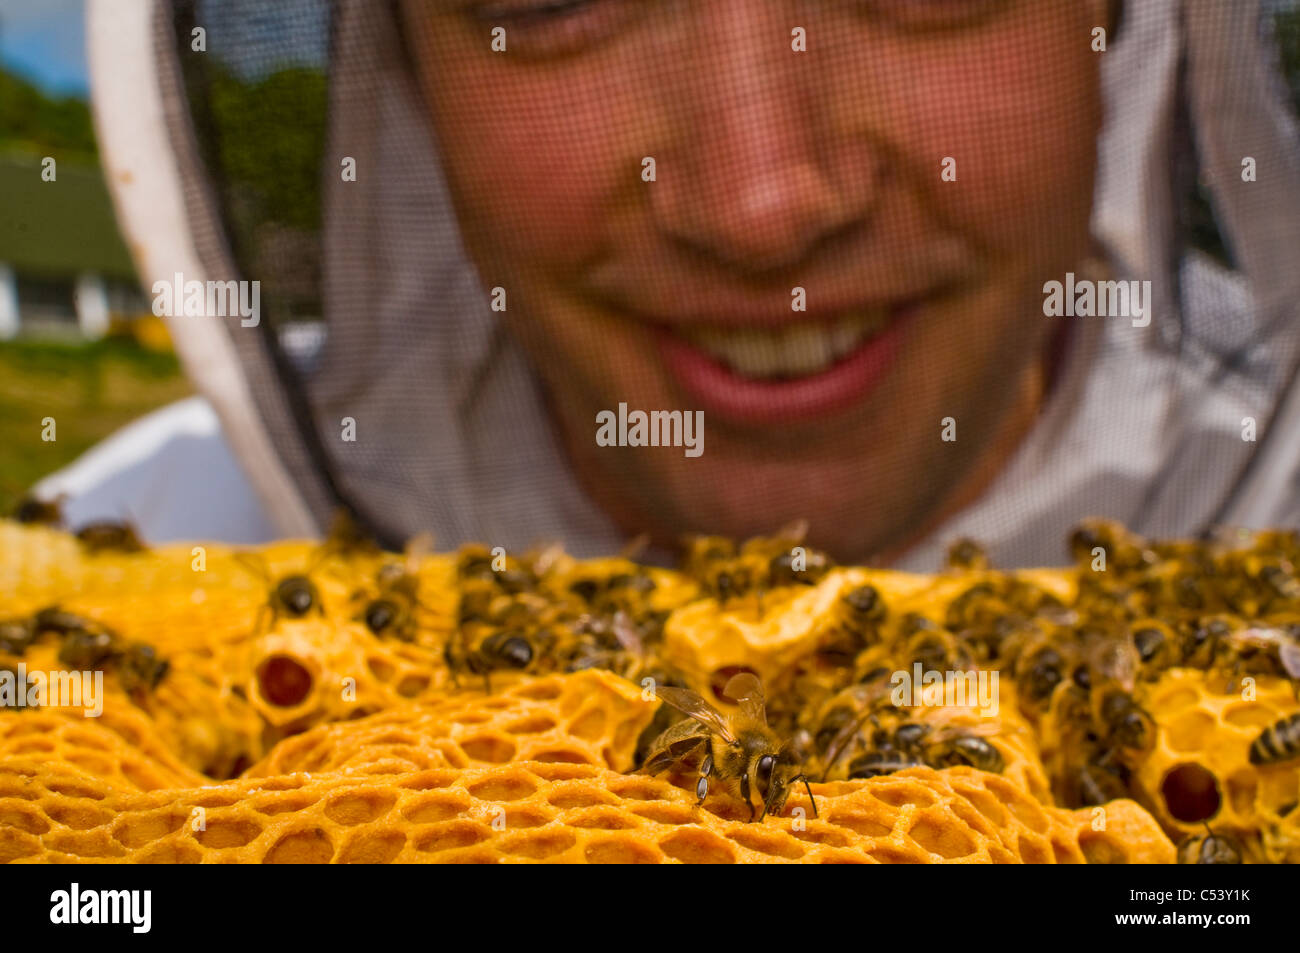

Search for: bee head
xmin=757 ymin=746 xmax=810 ymax=820
xmin=364 ymin=599 xmax=396 ymax=634
xmin=487 ymin=630 xmax=534 ymax=669
xmin=277 ymin=576 xmax=317 ymax=616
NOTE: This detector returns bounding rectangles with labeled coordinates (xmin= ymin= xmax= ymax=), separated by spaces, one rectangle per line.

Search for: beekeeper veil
xmin=86 ymin=0 xmax=1300 ymax=568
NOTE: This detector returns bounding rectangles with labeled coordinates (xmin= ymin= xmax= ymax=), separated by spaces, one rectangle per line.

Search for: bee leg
xmin=695 ymin=752 xmax=713 ymax=806
xmin=482 ymin=672 xmax=493 ymax=694
xmin=740 ymin=774 xmax=756 ymax=822
xmin=639 ymin=751 xmax=678 ymax=777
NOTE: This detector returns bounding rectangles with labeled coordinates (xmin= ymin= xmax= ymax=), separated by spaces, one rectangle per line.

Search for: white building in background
xmin=0 ymin=153 xmax=146 ymax=340
xmin=0 ymin=263 xmax=18 ymax=339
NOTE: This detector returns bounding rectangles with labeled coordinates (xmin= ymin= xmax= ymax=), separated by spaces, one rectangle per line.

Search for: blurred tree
xmin=207 ymin=66 xmax=326 ymax=231
xmin=0 ymin=66 xmax=96 ymax=162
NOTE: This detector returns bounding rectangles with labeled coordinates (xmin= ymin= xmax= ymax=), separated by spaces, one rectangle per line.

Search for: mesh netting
xmin=141 ymin=0 xmax=1300 ymax=570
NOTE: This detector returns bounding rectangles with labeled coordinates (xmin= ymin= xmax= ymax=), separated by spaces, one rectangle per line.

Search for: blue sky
xmin=0 ymin=0 xmax=88 ymax=97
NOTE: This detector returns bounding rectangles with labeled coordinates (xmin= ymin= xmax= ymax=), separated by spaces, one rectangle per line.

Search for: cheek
xmin=425 ymin=65 xmax=634 ymax=270
xmin=831 ymin=20 xmax=1101 ymax=251
xmin=932 ymin=56 xmax=1099 ymax=245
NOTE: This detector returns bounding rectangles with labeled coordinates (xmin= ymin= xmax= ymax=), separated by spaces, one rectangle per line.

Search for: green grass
xmin=0 ymin=337 xmax=192 ymax=514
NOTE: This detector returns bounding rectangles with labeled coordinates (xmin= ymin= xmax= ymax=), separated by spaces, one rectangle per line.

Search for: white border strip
xmin=85 ymin=0 xmax=319 ymax=538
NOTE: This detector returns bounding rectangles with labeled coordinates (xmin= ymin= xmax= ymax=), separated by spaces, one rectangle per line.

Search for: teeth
xmin=784 ymin=324 xmax=834 ymax=374
xmin=719 ymin=329 xmax=785 ymax=377
xmin=683 ymin=310 xmax=888 ymax=380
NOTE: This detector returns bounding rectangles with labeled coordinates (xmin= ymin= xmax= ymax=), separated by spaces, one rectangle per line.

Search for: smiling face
xmin=402 ymin=0 xmax=1107 ymax=562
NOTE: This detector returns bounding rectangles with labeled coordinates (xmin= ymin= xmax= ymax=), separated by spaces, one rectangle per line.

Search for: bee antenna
xmin=821 ymin=705 xmax=878 ymax=781
xmin=305 ymin=540 xmax=336 ymax=575
xmin=233 ymin=551 xmax=270 ymax=584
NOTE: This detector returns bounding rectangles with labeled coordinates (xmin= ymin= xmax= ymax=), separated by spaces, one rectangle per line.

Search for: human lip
xmin=654 ymin=302 xmax=919 ymax=426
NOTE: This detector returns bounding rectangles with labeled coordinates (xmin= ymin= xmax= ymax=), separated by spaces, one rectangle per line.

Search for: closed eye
xmin=849 ymin=0 xmax=1008 ymax=31
xmin=462 ymin=0 xmax=644 ymax=57
xmin=470 ymin=0 xmax=596 ymax=25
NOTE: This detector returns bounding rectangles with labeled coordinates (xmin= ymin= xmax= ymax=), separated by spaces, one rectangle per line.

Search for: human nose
xmin=649 ymin=5 xmax=877 ymax=274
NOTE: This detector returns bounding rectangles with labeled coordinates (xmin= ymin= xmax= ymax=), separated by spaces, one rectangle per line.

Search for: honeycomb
xmin=7 ymin=517 xmax=1298 ymax=863
xmin=1131 ymin=669 xmax=1300 ymax=863
xmin=243 ymin=669 xmax=659 ymax=777
xmin=0 ymin=759 xmax=1170 ymax=864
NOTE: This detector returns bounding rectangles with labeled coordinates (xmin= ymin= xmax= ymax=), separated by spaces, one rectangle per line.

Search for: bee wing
xmin=1279 ymin=641 xmax=1300 ymax=679
xmin=926 ymin=721 xmax=1002 ymax=744
xmin=233 ymin=551 xmax=271 ymax=584
xmin=1235 ymin=626 xmax=1287 ymax=647
xmin=773 ymin=519 xmax=810 ymax=546
xmin=819 ymin=681 xmax=892 ymax=776
xmin=404 ymin=531 xmax=434 ymax=567
xmin=821 ymin=708 xmax=874 ymax=776
xmin=610 ymin=611 xmax=644 ymax=656
xmin=1090 ymin=635 xmax=1138 ymax=691
xmin=618 ymin=533 xmax=651 ymax=562
xmin=723 ymin=672 xmax=767 ymax=725
xmin=652 ymin=686 xmax=736 ymax=743
xmin=524 ymin=540 xmax=567 ymax=577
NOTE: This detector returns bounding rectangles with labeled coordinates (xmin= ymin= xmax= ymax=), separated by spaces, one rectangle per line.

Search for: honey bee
xmin=456 ymin=576 xmax=500 ymax=626
xmin=357 ymin=534 xmax=432 ymax=642
xmin=845 ymin=749 xmax=926 ymax=779
xmin=943 ymin=582 xmax=1000 ymax=632
xmin=1214 ymin=626 xmax=1300 ymax=692
xmin=1177 ymin=825 xmax=1243 ymax=865
xmin=808 ymin=671 xmax=897 ymax=777
xmin=1128 ymin=619 xmax=1183 ymax=679
xmin=75 ymin=520 xmax=145 ymax=554
xmin=57 ymin=627 xmax=117 ymax=670
xmin=445 ymin=625 xmax=557 ymax=692
xmin=756 ymin=521 xmax=834 ymax=588
xmin=1040 ymin=663 xmax=1132 ymax=807
xmin=456 ymin=544 xmax=498 ymax=581
xmin=235 ymin=550 xmax=329 ymax=634
xmin=1222 ymin=553 xmax=1300 ymax=616
xmin=945 ymin=537 xmax=989 ymax=572
xmin=1093 ymin=689 xmax=1155 ymax=754
xmin=1012 ymin=637 xmax=1075 ymax=715
xmin=555 ymin=610 xmax=643 ymax=676
xmin=1248 ymin=712 xmax=1300 ymax=766
xmin=33 ymin=607 xmax=112 ymax=638
xmin=0 ymin=618 xmax=35 ymax=655
xmin=1069 ymin=518 xmax=1157 ymax=575
xmin=815 ymin=584 xmax=887 ymax=666
xmin=639 ymin=673 xmax=816 ymax=822
xmin=321 ymin=508 xmax=385 ymax=560
xmin=116 ymin=642 xmax=170 ymax=693
xmin=1072 ymin=757 xmax=1131 ymax=807
xmin=900 ymin=625 xmax=971 ymax=675
xmin=844 ymin=712 xmax=1005 ymax=779
xmin=11 ymin=494 xmax=65 ymax=526
xmin=681 ymin=534 xmax=751 ymax=605
xmin=1084 ymin=630 xmax=1155 ymax=755
xmin=1179 ymin=616 xmax=1233 ymax=669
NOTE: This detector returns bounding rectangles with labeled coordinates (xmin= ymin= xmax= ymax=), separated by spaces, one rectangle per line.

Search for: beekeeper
xmin=31 ymin=0 xmax=1300 ymax=570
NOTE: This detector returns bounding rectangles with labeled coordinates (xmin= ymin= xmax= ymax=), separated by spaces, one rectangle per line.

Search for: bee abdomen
xmin=1248 ymin=712 xmax=1300 ymax=765
xmin=847 ymin=751 xmax=923 ymax=779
